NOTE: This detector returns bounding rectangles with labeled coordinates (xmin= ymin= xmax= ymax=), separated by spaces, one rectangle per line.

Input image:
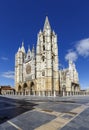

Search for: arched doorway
xmin=18 ymin=85 xmax=22 ymax=95
xmin=18 ymin=85 xmax=22 ymax=92
xmin=23 ymin=83 xmax=28 ymax=95
xmin=30 ymin=82 xmax=34 ymax=95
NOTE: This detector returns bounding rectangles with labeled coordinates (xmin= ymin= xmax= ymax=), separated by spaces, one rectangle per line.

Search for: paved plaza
xmin=0 ymin=95 xmax=89 ymax=130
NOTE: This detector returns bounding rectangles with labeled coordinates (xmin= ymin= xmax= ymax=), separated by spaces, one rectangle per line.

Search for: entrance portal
xmin=18 ymin=85 xmax=22 ymax=92
xmin=23 ymin=83 xmax=28 ymax=95
xmin=30 ymin=82 xmax=34 ymax=95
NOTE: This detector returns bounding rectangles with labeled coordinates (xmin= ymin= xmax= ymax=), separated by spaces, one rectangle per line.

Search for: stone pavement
xmin=0 ymin=95 xmax=89 ymax=130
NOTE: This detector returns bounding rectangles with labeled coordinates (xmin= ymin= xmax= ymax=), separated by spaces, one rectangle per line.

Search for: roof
xmin=1 ymin=86 xmax=15 ymax=90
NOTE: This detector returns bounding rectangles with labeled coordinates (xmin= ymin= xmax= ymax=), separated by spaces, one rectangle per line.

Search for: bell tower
xmin=36 ymin=16 xmax=59 ymax=96
xmin=15 ymin=42 xmax=26 ymax=91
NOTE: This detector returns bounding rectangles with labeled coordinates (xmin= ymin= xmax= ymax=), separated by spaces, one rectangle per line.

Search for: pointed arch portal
xmin=30 ymin=82 xmax=34 ymax=95
xmin=23 ymin=83 xmax=28 ymax=95
xmin=18 ymin=85 xmax=22 ymax=92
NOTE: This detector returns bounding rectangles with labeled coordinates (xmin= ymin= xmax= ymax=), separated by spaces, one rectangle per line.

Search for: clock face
xmin=26 ymin=64 xmax=31 ymax=74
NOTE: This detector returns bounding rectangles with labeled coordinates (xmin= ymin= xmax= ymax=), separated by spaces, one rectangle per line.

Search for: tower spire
xmin=22 ymin=41 xmax=24 ymax=46
xmin=43 ymin=16 xmax=51 ymax=31
xmin=21 ymin=41 xmax=25 ymax=53
xmin=27 ymin=45 xmax=31 ymax=57
xmin=28 ymin=45 xmax=30 ymax=52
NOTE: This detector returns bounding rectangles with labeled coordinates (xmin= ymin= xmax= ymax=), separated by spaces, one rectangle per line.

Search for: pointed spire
xmin=21 ymin=41 xmax=25 ymax=53
xmin=53 ymin=30 xmax=55 ymax=35
xmin=27 ymin=45 xmax=31 ymax=55
xmin=32 ymin=44 xmax=34 ymax=50
xmin=32 ymin=44 xmax=35 ymax=58
xmin=22 ymin=41 xmax=24 ymax=46
xmin=32 ymin=44 xmax=35 ymax=53
xmin=43 ymin=16 xmax=51 ymax=31
xmin=69 ymin=59 xmax=76 ymax=70
xmin=39 ymin=29 xmax=42 ymax=34
xmin=26 ymin=45 xmax=31 ymax=60
xmin=69 ymin=59 xmax=73 ymax=65
xmin=69 ymin=59 xmax=73 ymax=69
xmin=18 ymin=47 xmax=21 ymax=52
xmin=28 ymin=45 xmax=31 ymax=52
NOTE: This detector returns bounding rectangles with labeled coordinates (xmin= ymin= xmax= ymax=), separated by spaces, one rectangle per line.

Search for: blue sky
xmin=0 ymin=0 xmax=89 ymax=89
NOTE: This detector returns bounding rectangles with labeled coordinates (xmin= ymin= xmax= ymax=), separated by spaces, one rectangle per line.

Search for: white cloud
xmin=1 ymin=57 xmax=8 ymax=61
xmin=76 ymin=38 xmax=89 ymax=57
xmin=65 ymin=38 xmax=89 ymax=62
xmin=65 ymin=50 xmax=78 ymax=62
xmin=2 ymin=71 xmax=14 ymax=79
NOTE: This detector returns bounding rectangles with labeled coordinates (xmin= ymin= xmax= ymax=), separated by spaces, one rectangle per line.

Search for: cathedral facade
xmin=15 ymin=17 xmax=80 ymax=96
xmin=15 ymin=17 xmax=59 ymax=96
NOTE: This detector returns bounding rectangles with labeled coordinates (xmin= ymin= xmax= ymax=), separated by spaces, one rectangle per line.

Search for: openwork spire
xmin=43 ymin=16 xmax=51 ymax=31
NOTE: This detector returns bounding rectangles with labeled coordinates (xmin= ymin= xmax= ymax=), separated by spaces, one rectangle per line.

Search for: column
xmin=42 ymin=91 xmax=45 ymax=96
xmin=63 ymin=90 xmax=65 ymax=96
xmin=33 ymin=91 xmax=35 ymax=96
xmin=39 ymin=91 xmax=40 ymax=96
xmin=53 ymin=90 xmax=56 ymax=97
xmin=67 ymin=91 xmax=69 ymax=96
xmin=47 ymin=91 xmax=49 ymax=96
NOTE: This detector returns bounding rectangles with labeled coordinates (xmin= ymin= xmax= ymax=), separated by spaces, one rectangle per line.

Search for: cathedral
xmin=15 ymin=17 xmax=80 ymax=96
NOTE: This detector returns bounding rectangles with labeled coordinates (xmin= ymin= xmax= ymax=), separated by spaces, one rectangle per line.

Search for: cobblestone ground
xmin=0 ymin=95 xmax=89 ymax=130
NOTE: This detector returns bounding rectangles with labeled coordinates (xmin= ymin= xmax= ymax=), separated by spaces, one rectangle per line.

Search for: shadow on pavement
xmin=0 ymin=96 xmax=37 ymax=124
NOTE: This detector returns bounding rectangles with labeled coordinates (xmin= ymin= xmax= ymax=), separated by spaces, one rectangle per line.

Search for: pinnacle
xmin=43 ymin=16 xmax=51 ymax=31
xmin=21 ymin=41 xmax=25 ymax=53
xmin=28 ymin=45 xmax=31 ymax=52
xmin=22 ymin=41 xmax=24 ymax=46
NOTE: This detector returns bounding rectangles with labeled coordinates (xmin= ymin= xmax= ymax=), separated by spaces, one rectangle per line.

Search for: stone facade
xmin=15 ymin=17 xmax=59 ymax=96
xmin=59 ymin=60 xmax=80 ymax=96
xmin=15 ymin=16 xmax=80 ymax=96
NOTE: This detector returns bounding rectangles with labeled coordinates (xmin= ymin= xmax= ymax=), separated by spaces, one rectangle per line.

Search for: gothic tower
xmin=36 ymin=17 xmax=59 ymax=96
xmin=15 ymin=42 xmax=26 ymax=91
